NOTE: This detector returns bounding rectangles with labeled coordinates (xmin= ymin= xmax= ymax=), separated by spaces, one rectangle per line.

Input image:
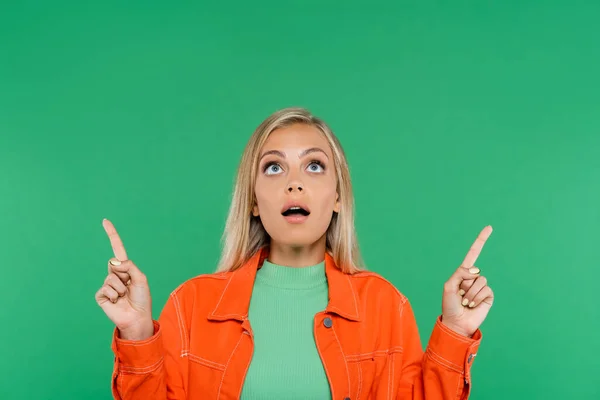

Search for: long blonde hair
xmin=216 ymin=107 xmax=364 ymax=274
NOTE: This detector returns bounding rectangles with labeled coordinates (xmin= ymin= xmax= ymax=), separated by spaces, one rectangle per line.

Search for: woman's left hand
xmin=441 ymin=226 xmax=494 ymax=338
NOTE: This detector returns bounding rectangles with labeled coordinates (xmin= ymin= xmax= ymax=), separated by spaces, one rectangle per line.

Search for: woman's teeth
xmin=282 ymin=207 xmax=309 ymax=216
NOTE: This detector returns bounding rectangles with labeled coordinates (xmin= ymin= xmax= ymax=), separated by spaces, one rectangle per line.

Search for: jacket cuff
xmin=426 ymin=316 xmax=482 ymax=382
xmin=112 ymin=320 xmax=163 ymax=371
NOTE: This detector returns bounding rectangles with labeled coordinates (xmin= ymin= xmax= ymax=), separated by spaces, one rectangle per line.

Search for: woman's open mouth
xmin=281 ymin=206 xmax=310 ymax=224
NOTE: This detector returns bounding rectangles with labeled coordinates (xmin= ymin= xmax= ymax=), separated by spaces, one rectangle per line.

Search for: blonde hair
xmin=216 ymin=107 xmax=364 ymax=274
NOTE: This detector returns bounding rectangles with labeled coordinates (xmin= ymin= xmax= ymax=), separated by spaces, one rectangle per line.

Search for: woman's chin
xmin=270 ymin=236 xmax=327 ymax=250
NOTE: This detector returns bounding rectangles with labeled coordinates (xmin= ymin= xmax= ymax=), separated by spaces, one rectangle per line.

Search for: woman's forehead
xmin=261 ymin=124 xmax=332 ymax=155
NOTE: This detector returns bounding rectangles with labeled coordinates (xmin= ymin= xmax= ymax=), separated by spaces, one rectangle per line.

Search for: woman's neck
xmin=268 ymin=236 xmax=326 ymax=267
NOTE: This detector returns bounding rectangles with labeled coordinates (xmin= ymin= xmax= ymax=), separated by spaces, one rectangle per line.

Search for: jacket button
xmin=323 ymin=317 xmax=333 ymax=328
xmin=468 ymin=353 xmax=475 ymax=363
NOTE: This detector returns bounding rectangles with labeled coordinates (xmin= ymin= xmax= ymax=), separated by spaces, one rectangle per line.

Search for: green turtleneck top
xmin=240 ymin=259 xmax=331 ymax=399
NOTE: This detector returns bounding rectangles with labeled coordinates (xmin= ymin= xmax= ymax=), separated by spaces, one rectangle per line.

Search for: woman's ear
xmin=252 ymin=204 xmax=260 ymax=217
xmin=333 ymin=192 xmax=341 ymax=213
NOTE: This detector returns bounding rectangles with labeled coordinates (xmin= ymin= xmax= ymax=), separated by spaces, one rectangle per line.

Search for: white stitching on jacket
xmin=172 ymin=292 xmax=188 ymax=354
xmin=216 ymin=333 xmax=244 ymax=399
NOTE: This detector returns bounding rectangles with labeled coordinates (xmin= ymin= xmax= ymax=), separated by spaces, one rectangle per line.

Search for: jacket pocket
xmin=396 ymin=382 xmax=414 ymax=399
xmin=186 ymin=353 xmax=226 ymax=396
xmin=346 ymin=352 xmax=387 ymax=399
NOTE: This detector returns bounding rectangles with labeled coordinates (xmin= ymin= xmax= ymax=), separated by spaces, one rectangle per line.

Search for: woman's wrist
xmin=440 ymin=317 xmax=473 ymax=338
xmin=118 ymin=319 xmax=155 ymax=341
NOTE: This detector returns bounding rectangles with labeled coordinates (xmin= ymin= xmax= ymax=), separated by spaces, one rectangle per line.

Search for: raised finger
xmin=103 ymin=219 xmax=128 ymax=261
xmin=460 ymin=225 xmax=493 ymax=269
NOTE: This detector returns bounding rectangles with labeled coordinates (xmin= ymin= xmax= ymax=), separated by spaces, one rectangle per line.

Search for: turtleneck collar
xmin=255 ymin=259 xmax=327 ymax=290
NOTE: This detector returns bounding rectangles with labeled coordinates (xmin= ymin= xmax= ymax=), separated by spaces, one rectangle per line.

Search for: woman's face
xmin=253 ymin=123 xmax=340 ymax=249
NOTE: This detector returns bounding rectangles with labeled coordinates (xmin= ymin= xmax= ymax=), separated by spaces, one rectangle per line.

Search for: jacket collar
xmin=208 ymin=247 xmax=361 ymax=322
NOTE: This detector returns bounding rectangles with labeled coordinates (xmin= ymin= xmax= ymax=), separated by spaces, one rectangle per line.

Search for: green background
xmin=1 ymin=1 xmax=598 ymax=399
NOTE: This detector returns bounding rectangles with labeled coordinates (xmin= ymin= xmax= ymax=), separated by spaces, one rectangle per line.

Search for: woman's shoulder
xmin=168 ymin=270 xmax=234 ymax=299
xmin=349 ymin=270 xmax=409 ymax=305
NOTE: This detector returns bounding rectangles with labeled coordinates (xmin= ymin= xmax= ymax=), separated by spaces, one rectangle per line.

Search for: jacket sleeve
xmin=110 ymin=291 xmax=188 ymax=399
xmin=398 ymin=299 xmax=482 ymax=400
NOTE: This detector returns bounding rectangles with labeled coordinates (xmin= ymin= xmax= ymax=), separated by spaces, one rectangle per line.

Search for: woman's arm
xmin=396 ymin=226 xmax=493 ymax=399
xmin=111 ymin=291 xmax=188 ymax=399
xmin=397 ymin=299 xmax=481 ymax=400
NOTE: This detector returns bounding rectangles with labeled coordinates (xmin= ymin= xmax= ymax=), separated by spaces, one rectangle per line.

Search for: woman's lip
xmin=283 ymin=214 xmax=309 ymax=224
xmin=281 ymin=203 xmax=311 ymax=214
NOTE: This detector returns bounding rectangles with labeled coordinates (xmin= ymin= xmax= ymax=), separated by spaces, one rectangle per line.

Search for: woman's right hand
xmin=95 ymin=219 xmax=154 ymax=341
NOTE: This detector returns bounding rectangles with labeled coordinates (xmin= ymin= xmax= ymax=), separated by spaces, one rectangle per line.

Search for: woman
xmin=96 ymin=107 xmax=494 ymax=399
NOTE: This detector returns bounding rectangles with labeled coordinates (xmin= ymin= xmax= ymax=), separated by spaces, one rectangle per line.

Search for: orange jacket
xmin=111 ymin=248 xmax=482 ymax=399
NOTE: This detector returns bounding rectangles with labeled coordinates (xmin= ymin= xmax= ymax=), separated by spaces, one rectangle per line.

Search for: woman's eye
xmin=265 ymin=163 xmax=283 ymax=175
xmin=307 ymin=162 xmax=324 ymax=173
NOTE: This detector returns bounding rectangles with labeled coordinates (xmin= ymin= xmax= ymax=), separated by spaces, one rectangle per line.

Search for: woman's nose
xmin=287 ymin=181 xmax=303 ymax=192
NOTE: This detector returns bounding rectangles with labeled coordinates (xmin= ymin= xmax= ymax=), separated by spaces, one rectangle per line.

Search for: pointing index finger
xmin=460 ymin=225 xmax=493 ymax=269
xmin=103 ymin=219 xmax=128 ymax=261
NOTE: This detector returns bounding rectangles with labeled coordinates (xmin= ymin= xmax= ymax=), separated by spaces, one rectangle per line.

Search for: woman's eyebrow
xmin=299 ymin=147 xmax=329 ymax=159
xmin=259 ymin=150 xmax=286 ymax=161
xmin=259 ymin=147 xmax=329 ymax=161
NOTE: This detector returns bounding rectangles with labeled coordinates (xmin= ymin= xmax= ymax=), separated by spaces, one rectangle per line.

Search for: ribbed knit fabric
xmin=239 ymin=259 xmax=331 ymax=400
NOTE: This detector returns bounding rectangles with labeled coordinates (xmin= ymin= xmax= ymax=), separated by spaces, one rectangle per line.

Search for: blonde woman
xmin=96 ymin=107 xmax=494 ymax=399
